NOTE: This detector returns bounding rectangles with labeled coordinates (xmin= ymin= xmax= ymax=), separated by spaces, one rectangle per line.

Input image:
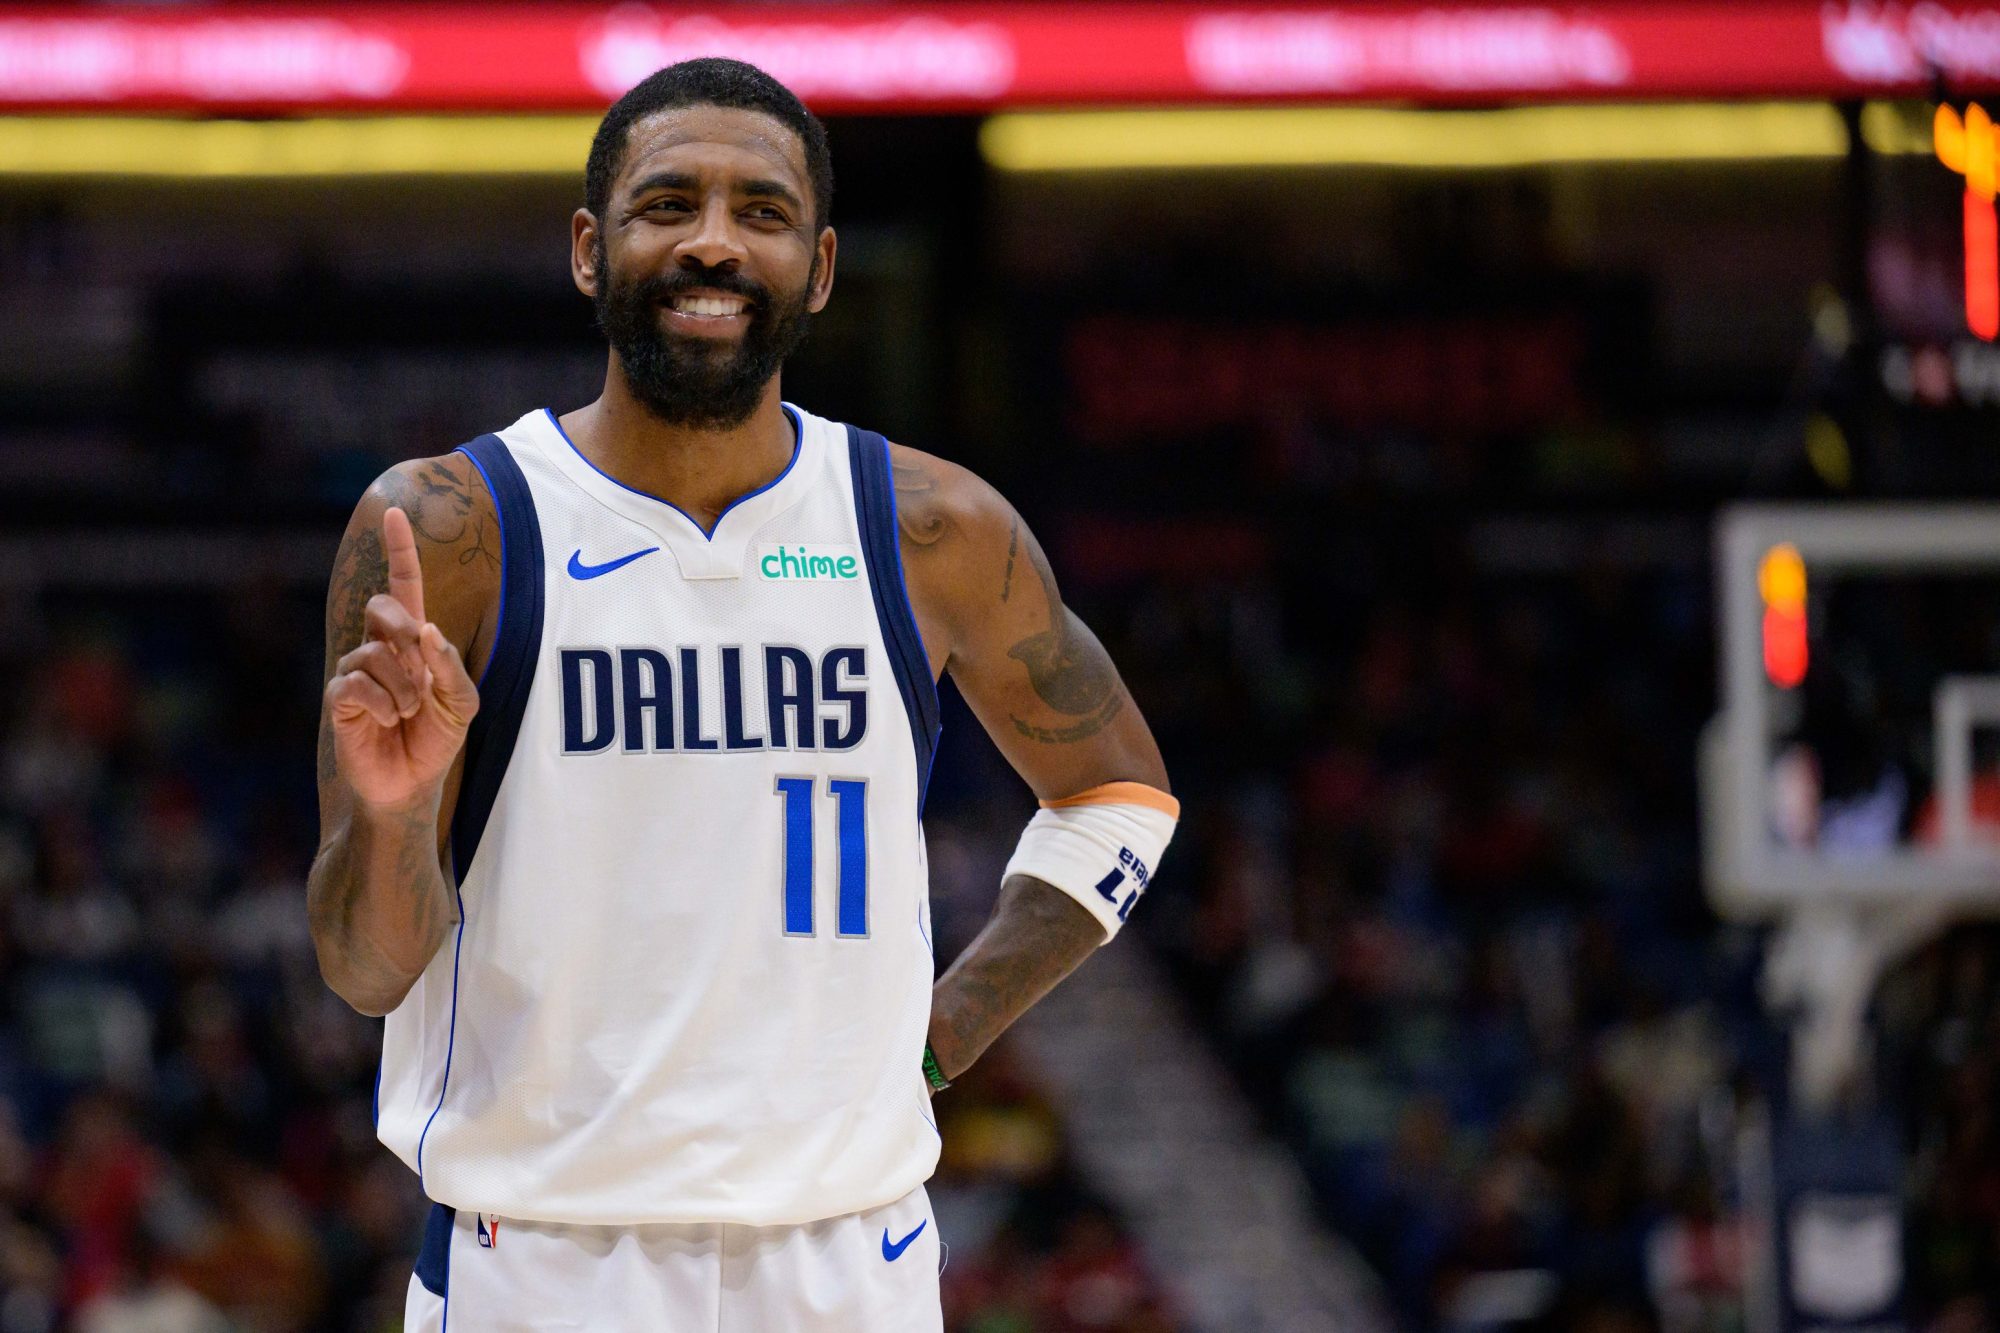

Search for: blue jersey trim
xmin=416 ymin=1202 xmax=453 ymax=1299
xmin=458 ymin=444 xmax=504 ymax=684
xmin=845 ymin=426 xmax=942 ymax=814
xmin=541 ymin=405 xmax=801 ymax=541
xmin=450 ymin=435 xmax=545 ymax=878
xmin=414 ymin=910 xmax=466 ymax=1193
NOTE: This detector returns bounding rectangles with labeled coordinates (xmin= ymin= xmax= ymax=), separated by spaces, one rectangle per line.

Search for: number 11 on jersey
xmin=776 ymin=777 xmax=868 ymax=938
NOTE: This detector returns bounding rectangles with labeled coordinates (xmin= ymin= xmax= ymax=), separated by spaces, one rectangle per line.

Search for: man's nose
xmin=676 ymin=197 xmax=748 ymax=271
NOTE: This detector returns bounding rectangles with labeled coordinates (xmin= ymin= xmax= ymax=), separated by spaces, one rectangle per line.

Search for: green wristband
xmin=921 ymin=1043 xmax=952 ymax=1093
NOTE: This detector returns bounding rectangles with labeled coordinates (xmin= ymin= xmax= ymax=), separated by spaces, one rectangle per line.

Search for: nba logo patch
xmin=476 ymin=1213 xmax=500 ymax=1248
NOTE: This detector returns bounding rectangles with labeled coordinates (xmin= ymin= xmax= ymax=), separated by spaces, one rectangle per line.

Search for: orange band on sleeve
xmin=1039 ymin=781 xmax=1180 ymax=819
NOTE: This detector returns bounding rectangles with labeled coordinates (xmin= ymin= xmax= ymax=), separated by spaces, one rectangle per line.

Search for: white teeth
xmin=674 ymin=295 xmax=747 ymax=317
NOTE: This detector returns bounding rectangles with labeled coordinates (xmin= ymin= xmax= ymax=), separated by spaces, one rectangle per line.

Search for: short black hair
xmin=585 ymin=58 xmax=834 ymax=234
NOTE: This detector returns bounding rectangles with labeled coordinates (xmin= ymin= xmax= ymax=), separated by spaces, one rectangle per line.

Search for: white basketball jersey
xmin=375 ymin=404 xmax=944 ymax=1228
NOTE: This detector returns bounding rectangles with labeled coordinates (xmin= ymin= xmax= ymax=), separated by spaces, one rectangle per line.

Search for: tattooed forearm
xmin=309 ymin=713 xmax=458 ymax=1014
xmin=929 ymin=874 xmax=1107 ymax=1080
xmin=307 ymin=797 xmax=457 ymax=1016
xmin=365 ymin=800 xmax=455 ymax=943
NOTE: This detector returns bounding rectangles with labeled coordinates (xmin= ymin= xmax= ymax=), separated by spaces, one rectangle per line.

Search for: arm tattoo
xmin=308 ymin=801 xmax=458 ymax=1012
xmin=1005 ymin=543 xmax=1125 ymax=743
xmin=324 ymin=521 xmax=389 ymax=671
xmin=1000 ymin=516 xmax=1019 ymax=602
xmin=461 ymin=516 xmax=500 ymax=571
xmin=322 ymin=457 xmax=485 ymax=672
xmin=377 ymin=802 xmax=453 ymax=941
xmin=407 ymin=459 xmax=476 ymax=545
xmin=1011 ymin=695 xmax=1125 ymax=745
xmin=930 ymin=874 xmax=1106 ymax=1080
xmin=317 ymin=485 xmax=393 ymax=812
xmin=891 ymin=458 xmax=950 ymax=547
xmin=886 ymin=446 xmax=1132 ymax=745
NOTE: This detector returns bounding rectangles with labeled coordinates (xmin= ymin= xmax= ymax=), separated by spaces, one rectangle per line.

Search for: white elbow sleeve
xmin=1001 ymin=782 xmax=1179 ymax=942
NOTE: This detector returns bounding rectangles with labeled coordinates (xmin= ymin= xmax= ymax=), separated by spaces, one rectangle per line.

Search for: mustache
xmin=630 ymin=264 xmax=770 ymax=310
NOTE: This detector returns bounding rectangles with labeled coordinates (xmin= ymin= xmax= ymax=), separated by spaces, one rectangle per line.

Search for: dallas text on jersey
xmin=559 ymin=643 xmax=868 ymax=754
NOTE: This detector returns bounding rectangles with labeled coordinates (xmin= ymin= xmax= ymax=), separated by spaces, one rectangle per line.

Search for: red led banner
xmin=0 ymin=2 xmax=1995 ymax=113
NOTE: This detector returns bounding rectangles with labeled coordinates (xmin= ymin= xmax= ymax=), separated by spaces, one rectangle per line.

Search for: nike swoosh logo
xmin=881 ymin=1219 xmax=927 ymax=1262
xmin=567 ymin=546 xmax=659 ymax=580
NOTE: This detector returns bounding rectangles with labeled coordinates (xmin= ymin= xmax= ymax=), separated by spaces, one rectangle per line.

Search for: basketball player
xmin=308 ymin=59 xmax=1174 ymax=1331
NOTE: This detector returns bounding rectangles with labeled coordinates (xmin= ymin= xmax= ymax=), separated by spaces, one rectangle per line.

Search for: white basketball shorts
xmin=402 ymin=1187 xmax=943 ymax=1332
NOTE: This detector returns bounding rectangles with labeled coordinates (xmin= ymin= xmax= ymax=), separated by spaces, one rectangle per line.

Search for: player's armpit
xmin=890 ymin=444 xmax=1167 ymax=800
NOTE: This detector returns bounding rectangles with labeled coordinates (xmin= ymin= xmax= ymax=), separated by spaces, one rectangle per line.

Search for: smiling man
xmin=306 ymin=59 xmax=1174 ymax=1331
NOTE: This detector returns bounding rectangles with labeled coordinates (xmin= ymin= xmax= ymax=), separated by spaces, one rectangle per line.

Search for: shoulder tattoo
xmin=324 ymin=456 xmax=487 ymax=671
xmin=891 ymin=456 xmax=951 ymax=548
xmin=405 ymin=457 xmax=479 ymax=545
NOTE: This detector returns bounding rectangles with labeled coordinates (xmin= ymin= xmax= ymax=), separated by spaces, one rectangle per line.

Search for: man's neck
xmin=557 ymin=364 xmax=798 ymax=534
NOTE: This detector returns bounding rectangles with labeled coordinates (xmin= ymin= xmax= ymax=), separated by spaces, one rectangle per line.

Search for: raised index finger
xmin=381 ymin=506 xmax=426 ymax=623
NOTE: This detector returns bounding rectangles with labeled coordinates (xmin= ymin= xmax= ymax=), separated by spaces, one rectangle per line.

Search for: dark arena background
xmin=3 ymin=4 xmax=2000 ymax=1331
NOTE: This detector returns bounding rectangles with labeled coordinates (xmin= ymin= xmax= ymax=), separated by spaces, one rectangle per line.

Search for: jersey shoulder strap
xmin=845 ymin=424 xmax=942 ymax=812
xmin=451 ymin=432 xmax=547 ymax=879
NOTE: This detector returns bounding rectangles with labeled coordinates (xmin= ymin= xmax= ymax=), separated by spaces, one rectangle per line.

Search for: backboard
xmin=1704 ymin=504 xmax=2000 ymax=918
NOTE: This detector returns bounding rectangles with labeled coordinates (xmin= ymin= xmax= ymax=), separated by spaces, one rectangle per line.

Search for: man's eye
xmin=649 ymin=198 xmax=691 ymax=213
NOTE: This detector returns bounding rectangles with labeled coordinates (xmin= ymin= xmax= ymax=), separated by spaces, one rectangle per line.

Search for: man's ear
xmin=807 ymin=226 xmax=837 ymax=314
xmin=572 ymin=209 xmax=602 ymax=300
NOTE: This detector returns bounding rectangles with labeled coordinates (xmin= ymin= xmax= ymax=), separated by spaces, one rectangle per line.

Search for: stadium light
xmin=0 ymin=116 xmax=597 ymax=177
xmin=0 ymin=102 xmax=1950 ymax=179
xmin=1937 ymin=103 xmax=2000 ymax=342
xmin=979 ymin=103 xmax=1889 ymax=173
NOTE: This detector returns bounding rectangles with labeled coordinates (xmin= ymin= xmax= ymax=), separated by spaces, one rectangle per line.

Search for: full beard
xmin=594 ymin=248 xmax=816 ymax=430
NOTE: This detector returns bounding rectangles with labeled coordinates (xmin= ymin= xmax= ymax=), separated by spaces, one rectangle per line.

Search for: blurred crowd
xmin=0 ymin=590 xmax=1176 ymax=1333
xmin=1093 ymin=524 xmax=2000 ymax=1333
xmin=1114 ymin=552 xmax=1748 ymax=1331
xmin=1880 ymin=925 xmax=2000 ymax=1332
